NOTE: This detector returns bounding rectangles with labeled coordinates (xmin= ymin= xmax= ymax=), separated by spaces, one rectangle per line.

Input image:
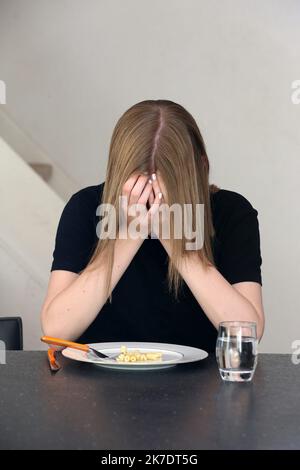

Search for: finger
xmin=148 ymin=189 xmax=163 ymax=216
xmin=151 ymin=173 xmax=163 ymax=200
xmin=122 ymin=174 xmax=140 ymax=198
xmin=148 ymin=188 xmax=155 ymax=206
xmin=129 ymin=175 xmax=149 ymax=204
xmin=138 ymin=180 xmax=153 ymax=205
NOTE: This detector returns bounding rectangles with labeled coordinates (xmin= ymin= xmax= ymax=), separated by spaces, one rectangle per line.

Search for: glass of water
xmin=216 ymin=321 xmax=258 ymax=382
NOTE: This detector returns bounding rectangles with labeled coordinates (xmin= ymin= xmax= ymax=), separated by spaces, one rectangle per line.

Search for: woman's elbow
xmin=257 ymin=313 xmax=265 ymax=342
xmin=40 ymin=304 xmax=57 ymax=338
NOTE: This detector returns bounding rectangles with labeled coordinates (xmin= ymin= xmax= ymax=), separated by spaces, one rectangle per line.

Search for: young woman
xmin=41 ymin=100 xmax=264 ymax=352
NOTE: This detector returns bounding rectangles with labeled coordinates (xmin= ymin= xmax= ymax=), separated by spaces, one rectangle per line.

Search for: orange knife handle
xmin=48 ymin=349 xmax=61 ymax=371
xmin=41 ymin=336 xmax=89 ymax=352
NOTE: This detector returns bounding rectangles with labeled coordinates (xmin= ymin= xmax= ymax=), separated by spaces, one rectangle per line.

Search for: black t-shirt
xmin=51 ymin=184 xmax=262 ymax=352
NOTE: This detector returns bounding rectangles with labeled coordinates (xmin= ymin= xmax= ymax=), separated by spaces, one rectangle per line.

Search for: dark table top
xmin=0 ymin=351 xmax=299 ymax=450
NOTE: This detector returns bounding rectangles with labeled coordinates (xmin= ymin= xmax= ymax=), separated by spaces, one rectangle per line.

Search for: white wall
xmin=0 ymin=244 xmax=47 ymax=350
xmin=0 ymin=0 xmax=299 ymax=352
xmin=0 ymin=137 xmax=64 ymax=349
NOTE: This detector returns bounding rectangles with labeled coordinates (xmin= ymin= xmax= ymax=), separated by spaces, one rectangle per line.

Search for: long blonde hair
xmin=86 ymin=100 xmax=217 ymax=299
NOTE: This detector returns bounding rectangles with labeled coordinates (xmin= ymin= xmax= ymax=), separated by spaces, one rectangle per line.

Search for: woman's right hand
xmin=120 ymin=173 xmax=163 ymax=239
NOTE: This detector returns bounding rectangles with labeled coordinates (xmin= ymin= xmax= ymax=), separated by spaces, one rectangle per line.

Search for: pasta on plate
xmin=116 ymin=345 xmax=163 ymax=363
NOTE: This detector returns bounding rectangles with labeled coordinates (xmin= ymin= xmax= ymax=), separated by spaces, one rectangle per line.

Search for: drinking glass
xmin=216 ymin=321 xmax=258 ymax=382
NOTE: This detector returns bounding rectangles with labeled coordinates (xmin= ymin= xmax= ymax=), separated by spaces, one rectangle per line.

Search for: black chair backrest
xmin=0 ymin=317 xmax=23 ymax=350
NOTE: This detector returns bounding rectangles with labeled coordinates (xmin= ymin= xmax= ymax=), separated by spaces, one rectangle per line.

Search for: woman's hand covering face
xmin=120 ymin=173 xmax=164 ymax=238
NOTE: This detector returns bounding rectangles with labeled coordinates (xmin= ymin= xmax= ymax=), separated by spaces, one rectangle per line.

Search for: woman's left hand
xmin=148 ymin=173 xmax=171 ymax=253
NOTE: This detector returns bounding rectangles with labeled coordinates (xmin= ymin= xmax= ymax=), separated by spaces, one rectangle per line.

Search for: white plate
xmin=62 ymin=341 xmax=208 ymax=370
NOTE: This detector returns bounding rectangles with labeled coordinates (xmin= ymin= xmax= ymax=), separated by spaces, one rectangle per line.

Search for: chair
xmin=0 ymin=317 xmax=23 ymax=350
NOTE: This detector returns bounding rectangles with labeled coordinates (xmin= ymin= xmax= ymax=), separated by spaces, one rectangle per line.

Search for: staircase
xmin=0 ymin=108 xmax=77 ymax=201
xmin=0 ymin=134 xmax=67 ymax=349
xmin=29 ymin=163 xmax=53 ymax=182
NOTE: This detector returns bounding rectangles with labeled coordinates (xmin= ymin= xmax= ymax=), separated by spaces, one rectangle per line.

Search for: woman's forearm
xmin=42 ymin=238 xmax=143 ymax=340
xmin=161 ymin=240 xmax=264 ymax=339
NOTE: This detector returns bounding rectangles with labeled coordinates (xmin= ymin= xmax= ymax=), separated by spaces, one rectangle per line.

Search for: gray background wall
xmin=0 ymin=0 xmax=299 ymax=352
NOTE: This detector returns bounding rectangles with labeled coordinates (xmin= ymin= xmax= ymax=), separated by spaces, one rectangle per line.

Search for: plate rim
xmin=62 ymin=341 xmax=208 ymax=366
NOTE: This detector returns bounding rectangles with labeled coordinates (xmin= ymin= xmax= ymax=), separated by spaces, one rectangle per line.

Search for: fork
xmin=41 ymin=336 xmax=115 ymax=360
